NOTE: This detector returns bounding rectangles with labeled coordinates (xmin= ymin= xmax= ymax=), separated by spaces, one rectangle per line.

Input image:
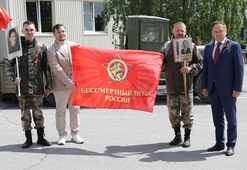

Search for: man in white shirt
xmin=47 ymin=24 xmax=84 ymax=145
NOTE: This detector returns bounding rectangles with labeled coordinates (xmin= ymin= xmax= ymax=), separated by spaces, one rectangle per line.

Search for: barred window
xmin=26 ymin=0 xmax=52 ymax=32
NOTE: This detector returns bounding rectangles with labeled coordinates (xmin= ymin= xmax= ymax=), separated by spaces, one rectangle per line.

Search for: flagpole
xmin=15 ymin=58 xmax=21 ymax=96
xmin=182 ymin=60 xmax=187 ymax=96
xmin=8 ymin=0 xmax=21 ymax=96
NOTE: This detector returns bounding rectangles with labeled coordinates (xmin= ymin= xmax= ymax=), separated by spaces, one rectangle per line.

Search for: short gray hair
xmin=173 ymin=22 xmax=186 ymax=30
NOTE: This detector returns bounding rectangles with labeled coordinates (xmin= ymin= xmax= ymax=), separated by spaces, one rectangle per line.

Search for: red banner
xmin=71 ymin=46 xmax=163 ymax=113
xmin=0 ymin=5 xmax=12 ymax=31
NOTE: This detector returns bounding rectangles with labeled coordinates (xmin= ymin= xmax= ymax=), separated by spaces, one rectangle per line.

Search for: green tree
xmin=103 ymin=0 xmax=247 ymax=48
xmin=197 ymin=0 xmax=247 ymax=43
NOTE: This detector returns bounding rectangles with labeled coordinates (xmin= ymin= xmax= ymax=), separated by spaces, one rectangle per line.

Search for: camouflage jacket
xmin=5 ymin=37 xmax=53 ymax=95
xmin=160 ymin=39 xmax=203 ymax=93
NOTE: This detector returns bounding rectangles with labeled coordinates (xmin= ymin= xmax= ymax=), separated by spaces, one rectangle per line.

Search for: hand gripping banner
xmin=71 ymin=46 xmax=163 ymax=113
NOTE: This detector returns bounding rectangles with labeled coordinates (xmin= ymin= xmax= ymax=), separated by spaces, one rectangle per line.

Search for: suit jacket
xmin=47 ymin=40 xmax=76 ymax=91
xmin=202 ymin=38 xmax=244 ymax=96
xmin=181 ymin=48 xmax=191 ymax=54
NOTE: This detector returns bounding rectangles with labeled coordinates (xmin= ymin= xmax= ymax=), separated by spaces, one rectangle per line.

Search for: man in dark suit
xmin=202 ymin=21 xmax=244 ymax=156
xmin=181 ymin=40 xmax=190 ymax=54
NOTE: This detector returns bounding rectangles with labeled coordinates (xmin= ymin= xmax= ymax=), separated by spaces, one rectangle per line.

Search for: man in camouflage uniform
xmin=5 ymin=21 xmax=52 ymax=148
xmin=160 ymin=22 xmax=203 ymax=147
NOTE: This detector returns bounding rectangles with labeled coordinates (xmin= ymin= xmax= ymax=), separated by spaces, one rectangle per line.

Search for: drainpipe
xmin=8 ymin=0 xmax=13 ymax=28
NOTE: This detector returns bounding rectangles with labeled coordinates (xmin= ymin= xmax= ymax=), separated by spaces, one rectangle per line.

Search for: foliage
xmin=103 ymin=0 xmax=247 ymax=48
xmin=241 ymin=39 xmax=247 ymax=48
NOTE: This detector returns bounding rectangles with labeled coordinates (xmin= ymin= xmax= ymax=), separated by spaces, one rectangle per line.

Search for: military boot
xmin=37 ymin=128 xmax=52 ymax=146
xmin=169 ymin=127 xmax=182 ymax=145
xmin=22 ymin=130 xmax=33 ymax=148
xmin=182 ymin=129 xmax=191 ymax=147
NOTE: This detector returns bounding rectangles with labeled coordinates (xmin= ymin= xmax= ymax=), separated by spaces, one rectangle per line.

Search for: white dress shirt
xmin=212 ymin=37 xmax=226 ymax=60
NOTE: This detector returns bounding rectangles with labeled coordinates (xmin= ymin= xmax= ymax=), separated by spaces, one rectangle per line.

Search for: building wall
xmin=0 ymin=0 xmax=117 ymax=61
xmin=0 ymin=0 xmax=8 ymax=62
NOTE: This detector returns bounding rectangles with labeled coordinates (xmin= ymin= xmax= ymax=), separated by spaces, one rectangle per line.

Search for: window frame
xmin=140 ymin=22 xmax=165 ymax=43
xmin=83 ymin=1 xmax=105 ymax=33
xmin=26 ymin=0 xmax=53 ymax=34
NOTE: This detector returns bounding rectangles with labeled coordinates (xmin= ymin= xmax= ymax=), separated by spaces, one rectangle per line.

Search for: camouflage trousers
xmin=17 ymin=95 xmax=45 ymax=131
xmin=166 ymin=92 xmax=194 ymax=130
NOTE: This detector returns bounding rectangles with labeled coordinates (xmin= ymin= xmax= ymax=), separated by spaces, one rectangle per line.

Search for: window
xmin=26 ymin=0 xmax=52 ymax=33
xmin=84 ymin=2 xmax=105 ymax=32
xmin=141 ymin=23 xmax=164 ymax=42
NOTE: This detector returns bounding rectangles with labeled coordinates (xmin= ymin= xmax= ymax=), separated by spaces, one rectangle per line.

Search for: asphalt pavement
xmin=1 ymin=65 xmax=247 ymax=170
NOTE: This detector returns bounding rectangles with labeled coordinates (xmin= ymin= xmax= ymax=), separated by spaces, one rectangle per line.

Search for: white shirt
xmin=59 ymin=44 xmax=69 ymax=55
xmin=212 ymin=37 xmax=226 ymax=60
xmin=58 ymin=43 xmax=72 ymax=64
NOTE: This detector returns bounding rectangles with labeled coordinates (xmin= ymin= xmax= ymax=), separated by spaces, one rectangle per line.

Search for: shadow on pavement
xmin=104 ymin=142 xmax=224 ymax=162
xmin=0 ymin=142 xmax=224 ymax=162
xmin=139 ymin=149 xmax=224 ymax=162
xmin=0 ymin=143 xmax=105 ymax=157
